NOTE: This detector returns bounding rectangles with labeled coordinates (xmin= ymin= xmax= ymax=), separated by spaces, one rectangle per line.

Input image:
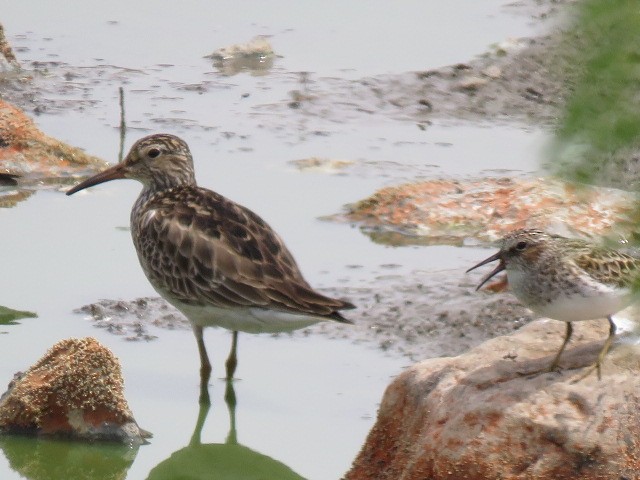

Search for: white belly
xmin=141 ymin=267 xmax=329 ymax=334
xmin=171 ymin=301 xmax=327 ymax=334
xmin=533 ymin=291 xmax=630 ymax=322
xmin=507 ymin=269 xmax=633 ymax=322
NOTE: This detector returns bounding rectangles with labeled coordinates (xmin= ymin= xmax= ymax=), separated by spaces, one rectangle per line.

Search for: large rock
xmin=0 ymin=337 xmax=148 ymax=444
xmin=0 ymin=99 xmax=106 ymax=181
xmin=345 ymin=318 xmax=640 ymax=480
xmin=337 ymin=177 xmax=635 ymax=245
xmin=0 ymin=99 xmax=107 ymax=207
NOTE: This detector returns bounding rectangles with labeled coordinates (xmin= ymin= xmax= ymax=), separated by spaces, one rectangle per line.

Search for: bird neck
xmin=133 ymin=166 xmax=195 ymax=203
xmin=133 ymin=180 xmax=192 ymax=215
xmin=146 ymin=166 xmax=196 ymax=191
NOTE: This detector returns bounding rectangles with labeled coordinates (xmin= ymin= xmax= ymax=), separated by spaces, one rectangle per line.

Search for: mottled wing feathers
xmin=572 ymin=245 xmax=640 ymax=288
xmin=133 ymin=186 xmax=354 ymax=320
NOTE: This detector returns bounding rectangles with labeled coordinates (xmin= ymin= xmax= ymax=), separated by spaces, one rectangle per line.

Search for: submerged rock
xmin=0 ymin=337 xmax=149 ymax=444
xmin=345 ymin=319 xmax=640 ymax=480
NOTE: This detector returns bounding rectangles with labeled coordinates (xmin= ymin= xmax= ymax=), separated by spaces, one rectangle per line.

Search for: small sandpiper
xmin=67 ymin=133 xmax=355 ymax=403
xmin=467 ymin=228 xmax=640 ymax=379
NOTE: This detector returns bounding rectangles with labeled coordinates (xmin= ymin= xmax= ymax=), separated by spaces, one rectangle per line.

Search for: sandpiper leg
xmin=571 ymin=316 xmax=617 ymax=383
xmin=548 ymin=322 xmax=573 ymax=372
xmin=594 ymin=316 xmax=616 ymax=380
xmin=225 ymin=331 xmax=239 ymax=380
xmin=193 ymin=325 xmax=212 ymax=404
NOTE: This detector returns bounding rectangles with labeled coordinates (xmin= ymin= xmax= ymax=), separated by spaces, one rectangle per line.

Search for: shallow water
xmin=1 ymin=2 xmax=546 ymax=479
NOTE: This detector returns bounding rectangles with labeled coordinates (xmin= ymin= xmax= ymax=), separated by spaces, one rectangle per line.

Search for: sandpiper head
xmin=66 ymin=134 xmax=196 ymax=195
xmin=467 ymin=229 xmax=551 ymax=290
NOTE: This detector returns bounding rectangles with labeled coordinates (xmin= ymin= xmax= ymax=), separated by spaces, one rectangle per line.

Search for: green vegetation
xmin=0 ymin=306 xmax=36 ymax=326
xmin=551 ymin=0 xmax=640 ymax=187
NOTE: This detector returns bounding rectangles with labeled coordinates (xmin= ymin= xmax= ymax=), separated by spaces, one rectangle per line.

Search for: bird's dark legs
xmin=594 ymin=316 xmax=616 ymax=380
xmin=571 ymin=316 xmax=617 ymax=382
xmin=225 ymin=331 xmax=239 ymax=380
xmin=548 ymin=322 xmax=573 ymax=372
xmin=193 ymin=325 xmax=212 ymax=405
xmin=192 ymin=327 xmax=238 ymax=403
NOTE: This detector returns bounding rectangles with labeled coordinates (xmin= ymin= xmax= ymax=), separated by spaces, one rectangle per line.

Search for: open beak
xmin=466 ymin=251 xmax=505 ymax=291
xmin=66 ymin=163 xmax=127 ymax=196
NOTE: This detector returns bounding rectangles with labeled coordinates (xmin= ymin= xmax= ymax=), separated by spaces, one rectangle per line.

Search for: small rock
xmin=456 ymin=76 xmax=489 ymax=91
xmin=0 ymin=337 xmax=149 ymax=444
xmin=417 ymin=98 xmax=433 ymax=111
xmin=205 ymin=36 xmax=275 ymax=76
xmin=453 ymin=63 xmax=471 ymax=71
xmin=289 ymin=157 xmax=353 ymax=174
xmin=524 ymin=86 xmax=544 ymax=102
xmin=482 ymin=65 xmax=502 ymax=79
xmin=494 ymin=37 xmax=527 ymax=56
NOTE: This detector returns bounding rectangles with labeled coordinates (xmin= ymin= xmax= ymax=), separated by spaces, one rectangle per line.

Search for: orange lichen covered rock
xmin=345 ymin=319 xmax=640 ymax=480
xmin=343 ymin=177 xmax=635 ymax=244
xmin=0 ymin=337 xmax=148 ymax=444
xmin=0 ymin=99 xmax=106 ymax=181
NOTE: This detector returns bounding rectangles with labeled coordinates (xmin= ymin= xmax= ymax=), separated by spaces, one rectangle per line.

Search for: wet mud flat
xmin=259 ymin=2 xmax=577 ymax=132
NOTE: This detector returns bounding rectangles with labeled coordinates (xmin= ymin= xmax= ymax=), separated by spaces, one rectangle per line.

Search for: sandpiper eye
xmin=147 ymin=148 xmax=161 ymax=159
xmin=516 ymin=241 xmax=527 ymax=250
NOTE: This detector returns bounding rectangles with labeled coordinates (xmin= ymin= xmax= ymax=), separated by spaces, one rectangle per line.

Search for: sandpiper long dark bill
xmin=67 ymin=133 xmax=355 ymax=404
xmin=467 ymin=228 xmax=640 ymax=380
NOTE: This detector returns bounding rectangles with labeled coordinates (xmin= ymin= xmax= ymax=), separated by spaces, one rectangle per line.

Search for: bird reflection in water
xmin=147 ymin=381 xmax=305 ymax=480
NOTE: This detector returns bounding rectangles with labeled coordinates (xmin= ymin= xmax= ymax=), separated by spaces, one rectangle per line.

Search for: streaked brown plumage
xmin=133 ymin=183 xmax=351 ymax=321
xmin=67 ymin=133 xmax=354 ymax=403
